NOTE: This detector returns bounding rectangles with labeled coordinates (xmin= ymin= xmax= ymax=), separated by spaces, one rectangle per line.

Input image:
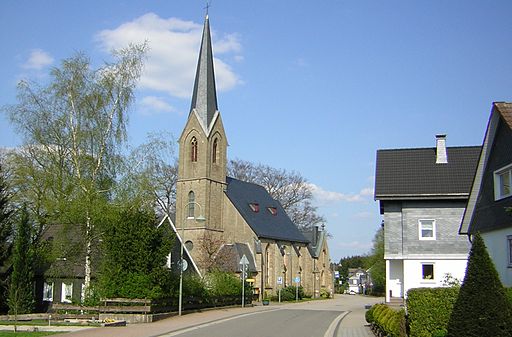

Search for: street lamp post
xmin=178 ymin=201 xmax=205 ymax=316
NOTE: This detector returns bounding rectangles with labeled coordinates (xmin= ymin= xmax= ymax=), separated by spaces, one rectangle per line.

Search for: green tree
xmin=447 ymin=233 xmax=512 ymax=337
xmin=338 ymin=255 xmax=368 ymax=281
xmin=8 ymin=206 xmax=34 ymax=315
xmin=118 ymin=132 xmax=178 ymax=216
xmin=4 ymin=44 xmax=146 ymax=293
xmin=0 ymin=163 xmax=13 ymax=313
xmin=366 ymin=227 xmax=385 ymax=295
xmin=98 ymin=204 xmax=174 ymax=299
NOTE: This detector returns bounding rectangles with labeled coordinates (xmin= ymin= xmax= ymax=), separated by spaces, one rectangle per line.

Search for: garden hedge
xmin=406 ymin=287 xmax=459 ymax=337
xmin=366 ymin=303 xmax=405 ymax=337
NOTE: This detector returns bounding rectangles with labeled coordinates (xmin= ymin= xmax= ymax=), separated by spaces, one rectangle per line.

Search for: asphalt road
xmin=48 ymin=294 xmax=383 ymax=337
xmin=159 ymin=308 xmax=344 ymax=337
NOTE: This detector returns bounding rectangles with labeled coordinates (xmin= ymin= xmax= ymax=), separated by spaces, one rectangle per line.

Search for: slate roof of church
xmin=302 ymin=228 xmax=327 ymax=258
xmin=225 ymin=177 xmax=309 ymax=244
xmin=190 ymin=15 xmax=218 ymax=133
xmin=217 ymin=243 xmax=258 ymax=273
xmin=375 ymin=146 xmax=481 ymax=200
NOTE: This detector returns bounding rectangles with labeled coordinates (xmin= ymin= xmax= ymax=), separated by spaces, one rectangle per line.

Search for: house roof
xmin=216 ymin=242 xmax=258 ymax=273
xmin=189 ymin=15 xmax=218 ymax=134
xmin=495 ymin=102 xmax=512 ymax=128
xmin=302 ymin=227 xmax=327 ymax=258
xmin=460 ymin=102 xmax=512 ymax=234
xmin=225 ymin=177 xmax=309 ymax=244
xmin=38 ymin=224 xmax=100 ymax=278
xmin=375 ymin=146 xmax=481 ymax=200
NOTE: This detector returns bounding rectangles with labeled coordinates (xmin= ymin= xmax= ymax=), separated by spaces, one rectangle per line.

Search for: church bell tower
xmin=176 ymin=15 xmax=228 ymax=263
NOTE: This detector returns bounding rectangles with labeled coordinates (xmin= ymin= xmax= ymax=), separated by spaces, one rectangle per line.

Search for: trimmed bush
xmin=272 ymin=286 xmax=304 ymax=301
xmin=507 ymin=287 xmax=512 ymax=305
xmin=447 ymin=233 xmax=512 ymax=337
xmin=367 ymin=303 xmax=404 ymax=337
xmin=406 ymin=287 xmax=459 ymax=337
xmin=365 ymin=304 xmax=375 ymax=323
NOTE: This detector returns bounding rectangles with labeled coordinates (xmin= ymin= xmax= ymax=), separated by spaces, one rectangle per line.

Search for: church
xmin=174 ymin=15 xmax=334 ymax=300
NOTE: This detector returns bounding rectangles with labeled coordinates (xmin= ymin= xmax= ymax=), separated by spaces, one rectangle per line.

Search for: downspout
xmin=260 ymin=245 xmax=265 ymax=302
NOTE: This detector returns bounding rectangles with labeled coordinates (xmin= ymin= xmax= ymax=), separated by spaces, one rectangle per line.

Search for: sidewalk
xmin=336 ymin=295 xmax=382 ymax=337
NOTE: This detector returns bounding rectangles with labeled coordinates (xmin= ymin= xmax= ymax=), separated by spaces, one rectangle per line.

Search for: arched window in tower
xmin=212 ymin=138 xmax=218 ymax=164
xmin=190 ymin=137 xmax=198 ymax=162
xmin=188 ymin=191 xmax=195 ymax=218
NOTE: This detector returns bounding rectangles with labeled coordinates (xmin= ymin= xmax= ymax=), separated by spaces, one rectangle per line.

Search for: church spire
xmin=190 ymin=15 xmax=218 ymax=133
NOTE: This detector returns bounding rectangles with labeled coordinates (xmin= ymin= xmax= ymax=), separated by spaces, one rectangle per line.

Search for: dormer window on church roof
xmin=249 ymin=203 xmax=259 ymax=212
xmin=267 ymin=207 xmax=277 ymax=216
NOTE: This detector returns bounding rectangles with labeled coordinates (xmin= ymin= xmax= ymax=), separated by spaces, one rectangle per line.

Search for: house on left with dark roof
xmin=34 ymin=215 xmax=197 ymax=311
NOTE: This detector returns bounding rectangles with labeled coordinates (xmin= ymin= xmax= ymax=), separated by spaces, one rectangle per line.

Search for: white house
xmin=375 ymin=135 xmax=480 ymax=303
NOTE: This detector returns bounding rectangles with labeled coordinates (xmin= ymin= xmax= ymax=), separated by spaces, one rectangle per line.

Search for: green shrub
xmin=273 ymin=286 xmax=304 ymax=301
xmin=365 ymin=304 xmax=375 ymax=323
xmin=319 ymin=288 xmax=330 ymax=298
xmin=182 ymin=274 xmax=208 ymax=300
xmin=447 ymin=233 xmax=512 ymax=336
xmin=206 ymin=271 xmax=241 ymax=297
xmin=372 ymin=303 xmax=386 ymax=323
xmin=506 ymin=287 xmax=512 ymax=307
xmin=407 ymin=287 xmax=459 ymax=337
xmin=367 ymin=304 xmax=403 ymax=337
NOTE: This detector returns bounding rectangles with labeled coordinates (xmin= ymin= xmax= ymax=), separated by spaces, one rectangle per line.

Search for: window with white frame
xmin=61 ymin=282 xmax=73 ymax=303
xmin=495 ymin=164 xmax=512 ymax=200
xmin=422 ymin=264 xmax=434 ymax=280
xmin=508 ymin=235 xmax=512 ymax=267
xmin=419 ymin=219 xmax=436 ymax=240
xmin=43 ymin=282 xmax=53 ymax=301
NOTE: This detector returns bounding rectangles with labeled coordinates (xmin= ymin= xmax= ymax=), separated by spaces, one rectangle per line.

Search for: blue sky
xmin=2 ymin=1 xmax=512 ymax=261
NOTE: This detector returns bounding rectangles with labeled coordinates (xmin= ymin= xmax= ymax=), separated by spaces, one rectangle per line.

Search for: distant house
xmin=459 ymin=102 xmax=512 ymax=286
xmin=375 ymin=135 xmax=480 ymax=303
xmin=347 ymin=267 xmax=366 ymax=294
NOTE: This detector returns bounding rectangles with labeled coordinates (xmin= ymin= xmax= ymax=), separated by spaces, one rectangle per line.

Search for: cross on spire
xmin=204 ymin=1 xmax=211 ymax=16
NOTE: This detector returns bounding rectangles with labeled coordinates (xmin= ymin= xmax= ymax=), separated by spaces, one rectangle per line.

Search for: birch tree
xmin=4 ymin=44 xmax=146 ymax=293
xmin=118 ymin=132 xmax=178 ymax=217
xmin=0 ymin=163 xmax=13 ymax=313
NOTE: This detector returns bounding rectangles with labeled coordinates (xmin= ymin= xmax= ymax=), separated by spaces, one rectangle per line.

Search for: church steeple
xmin=190 ymin=15 xmax=218 ymax=134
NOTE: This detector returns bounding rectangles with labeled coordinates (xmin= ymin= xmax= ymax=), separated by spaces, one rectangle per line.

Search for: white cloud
xmin=308 ymin=183 xmax=374 ymax=203
xmin=138 ymin=96 xmax=176 ymax=116
xmin=22 ymin=49 xmax=54 ymax=70
xmin=96 ymin=13 xmax=242 ymax=99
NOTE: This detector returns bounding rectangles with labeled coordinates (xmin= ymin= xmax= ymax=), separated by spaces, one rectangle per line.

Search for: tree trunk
xmin=84 ymin=212 xmax=92 ymax=300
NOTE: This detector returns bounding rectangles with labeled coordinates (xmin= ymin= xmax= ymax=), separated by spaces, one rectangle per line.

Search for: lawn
xmin=0 ymin=332 xmax=58 ymax=337
xmin=0 ymin=320 xmax=100 ymax=327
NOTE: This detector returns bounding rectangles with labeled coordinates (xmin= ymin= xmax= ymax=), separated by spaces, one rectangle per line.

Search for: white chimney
xmin=436 ymin=134 xmax=448 ymax=164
